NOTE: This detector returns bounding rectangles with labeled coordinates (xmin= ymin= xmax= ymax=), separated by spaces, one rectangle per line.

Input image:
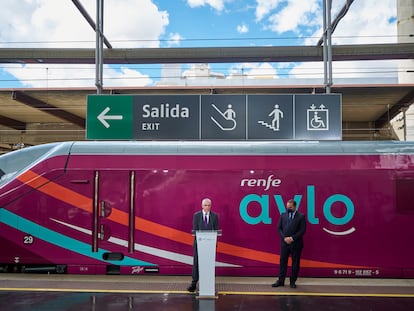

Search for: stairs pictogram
xmin=258 ymin=120 xmax=278 ymax=131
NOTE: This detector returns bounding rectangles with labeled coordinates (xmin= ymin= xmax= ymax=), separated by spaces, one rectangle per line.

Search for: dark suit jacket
xmin=192 ymin=211 xmax=219 ymax=232
xmin=277 ymin=211 xmax=306 ymax=247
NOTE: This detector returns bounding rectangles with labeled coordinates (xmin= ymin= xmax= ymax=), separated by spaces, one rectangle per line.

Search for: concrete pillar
xmin=397 ymin=0 xmax=414 ymax=140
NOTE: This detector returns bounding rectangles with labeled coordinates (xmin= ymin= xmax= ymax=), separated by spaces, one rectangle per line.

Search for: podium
xmin=195 ymin=230 xmax=221 ymax=298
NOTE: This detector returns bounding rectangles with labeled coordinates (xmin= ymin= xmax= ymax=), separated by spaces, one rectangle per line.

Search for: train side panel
xmin=1 ymin=148 xmax=414 ymax=277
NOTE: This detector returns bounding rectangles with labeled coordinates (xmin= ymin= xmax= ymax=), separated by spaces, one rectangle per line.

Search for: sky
xmin=0 ymin=0 xmax=407 ymax=89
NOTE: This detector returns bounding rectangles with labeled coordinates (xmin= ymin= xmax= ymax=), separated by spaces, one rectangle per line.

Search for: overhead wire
xmin=0 ymin=34 xmax=407 ymax=46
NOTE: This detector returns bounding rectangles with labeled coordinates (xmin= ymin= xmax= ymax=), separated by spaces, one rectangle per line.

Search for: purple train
xmin=0 ymin=141 xmax=413 ymax=277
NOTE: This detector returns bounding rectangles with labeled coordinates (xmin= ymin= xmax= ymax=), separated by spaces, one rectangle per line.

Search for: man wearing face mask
xmin=272 ymin=199 xmax=306 ymax=289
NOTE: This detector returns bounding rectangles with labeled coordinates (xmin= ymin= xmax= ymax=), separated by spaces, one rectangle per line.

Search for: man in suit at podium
xmin=272 ymin=199 xmax=306 ymax=289
xmin=187 ymin=198 xmax=219 ymax=292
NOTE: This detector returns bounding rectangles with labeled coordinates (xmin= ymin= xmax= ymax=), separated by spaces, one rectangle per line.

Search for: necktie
xmin=204 ymin=214 xmax=208 ymax=226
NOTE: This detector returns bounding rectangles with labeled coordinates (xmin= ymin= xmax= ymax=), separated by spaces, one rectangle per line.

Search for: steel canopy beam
xmin=72 ymin=0 xmax=112 ymax=49
xmin=317 ymin=0 xmax=354 ymax=46
xmin=375 ymin=88 xmax=414 ymax=129
xmin=12 ymin=91 xmax=85 ymax=128
xmin=0 ymin=115 xmax=26 ymax=130
xmin=0 ymin=43 xmax=413 ymax=64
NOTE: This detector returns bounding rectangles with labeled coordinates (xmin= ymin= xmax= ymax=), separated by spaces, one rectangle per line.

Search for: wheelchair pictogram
xmin=307 ymin=103 xmax=329 ymax=131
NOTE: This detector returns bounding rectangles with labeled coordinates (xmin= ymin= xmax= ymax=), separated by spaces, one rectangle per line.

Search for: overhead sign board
xmin=201 ymin=95 xmax=246 ymax=140
xmin=87 ymin=94 xmax=342 ymax=140
xmin=294 ymin=94 xmax=342 ymax=140
xmin=247 ymin=95 xmax=294 ymax=140
xmin=133 ymin=95 xmax=200 ymax=140
xmin=87 ymin=95 xmax=133 ymax=139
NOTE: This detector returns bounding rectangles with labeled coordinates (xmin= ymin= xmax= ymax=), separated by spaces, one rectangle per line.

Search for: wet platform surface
xmin=1 ymin=274 xmax=413 ymax=310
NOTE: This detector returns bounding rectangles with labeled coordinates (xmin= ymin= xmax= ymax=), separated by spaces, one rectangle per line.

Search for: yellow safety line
xmin=0 ymin=288 xmax=185 ymax=294
xmin=1 ymin=287 xmax=413 ymax=298
xmin=219 ymin=291 xmax=414 ymax=298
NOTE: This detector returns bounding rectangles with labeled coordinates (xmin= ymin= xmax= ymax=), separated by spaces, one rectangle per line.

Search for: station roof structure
xmin=1 ymin=43 xmax=413 ymax=64
xmin=0 ymin=43 xmax=413 ymax=152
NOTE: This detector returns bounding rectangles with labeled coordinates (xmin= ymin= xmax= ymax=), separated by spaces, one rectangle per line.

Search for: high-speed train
xmin=0 ymin=141 xmax=413 ymax=277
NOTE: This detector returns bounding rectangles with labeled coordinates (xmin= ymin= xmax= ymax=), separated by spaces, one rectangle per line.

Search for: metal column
xmin=95 ymin=0 xmax=104 ymax=94
xmin=323 ymin=0 xmax=333 ymax=94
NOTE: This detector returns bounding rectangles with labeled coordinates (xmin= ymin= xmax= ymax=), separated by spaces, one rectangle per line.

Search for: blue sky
xmin=156 ymin=1 xmax=310 ymax=47
xmin=0 ymin=0 xmax=405 ymax=89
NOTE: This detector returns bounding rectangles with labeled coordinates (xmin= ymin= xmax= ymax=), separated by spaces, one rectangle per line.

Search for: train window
xmin=395 ymin=178 xmax=414 ymax=214
xmin=0 ymin=144 xmax=58 ymax=187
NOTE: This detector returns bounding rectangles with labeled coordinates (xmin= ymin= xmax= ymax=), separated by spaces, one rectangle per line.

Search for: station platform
xmin=1 ymin=275 xmax=413 ymax=311
xmin=1 ymin=274 xmax=413 ymax=297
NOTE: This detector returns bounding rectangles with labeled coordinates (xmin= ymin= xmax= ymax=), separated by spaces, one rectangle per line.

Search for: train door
xmin=92 ymin=170 xmax=135 ymax=270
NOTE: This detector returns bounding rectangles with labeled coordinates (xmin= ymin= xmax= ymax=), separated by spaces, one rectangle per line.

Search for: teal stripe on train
xmin=0 ymin=209 xmax=155 ymax=266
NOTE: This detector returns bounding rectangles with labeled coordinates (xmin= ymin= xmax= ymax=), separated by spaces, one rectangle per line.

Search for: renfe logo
xmin=240 ymin=175 xmax=282 ymax=191
xmin=239 ymin=177 xmax=356 ymax=236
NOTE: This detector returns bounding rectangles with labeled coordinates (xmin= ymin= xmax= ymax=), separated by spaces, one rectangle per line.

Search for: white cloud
xmin=246 ymin=63 xmax=277 ymax=79
xmin=253 ymin=0 xmax=397 ymax=45
xmin=229 ymin=63 xmax=278 ymax=79
xmin=3 ymin=64 xmax=152 ymax=88
xmin=237 ymin=24 xmax=249 ymax=34
xmin=294 ymin=0 xmax=399 ymax=83
xmin=0 ymin=1 xmax=39 ymax=45
xmin=267 ymin=0 xmax=320 ymax=34
xmin=186 ymin=0 xmax=228 ymax=12
xmin=103 ymin=0 xmax=169 ymax=48
xmin=0 ymin=0 xmax=169 ymax=48
xmin=304 ymin=0 xmax=396 ymax=45
xmin=289 ymin=60 xmax=398 ymax=80
xmin=110 ymin=66 xmax=153 ymax=87
xmin=166 ymin=33 xmax=184 ymax=47
xmin=255 ymin=0 xmax=281 ymax=22
xmin=330 ymin=0 xmax=396 ymax=45
xmin=0 ymin=0 xmax=165 ymax=87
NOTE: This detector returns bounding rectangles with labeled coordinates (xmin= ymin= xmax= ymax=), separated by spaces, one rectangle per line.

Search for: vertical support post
xmin=323 ymin=0 xmax=333 ymax=94
xmin=403 ymin=108 xmax=407 ymax=141
xmin=327 ymin=0 xmax=333 ymax=94
xmin=95 ymin=0 xmax=104 ymax=94
xmin=322 ymin=0 xmax=328 ymax=92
